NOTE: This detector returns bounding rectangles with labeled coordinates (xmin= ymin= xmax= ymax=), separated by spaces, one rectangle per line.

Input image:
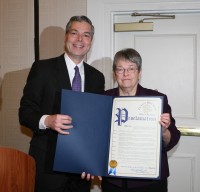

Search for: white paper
xmin=108 ymin=97 xmax=162 ymax=178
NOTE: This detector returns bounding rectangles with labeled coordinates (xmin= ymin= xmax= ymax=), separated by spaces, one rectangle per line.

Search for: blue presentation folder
xmin=53 ymin=89 xmax=114 ymax=177
xmin=53 ymin=89 xmax=162 ymax=178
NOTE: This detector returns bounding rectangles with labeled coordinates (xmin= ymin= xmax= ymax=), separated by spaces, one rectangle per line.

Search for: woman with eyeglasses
xmin=102 ymin=48 xmax=180 ymax=192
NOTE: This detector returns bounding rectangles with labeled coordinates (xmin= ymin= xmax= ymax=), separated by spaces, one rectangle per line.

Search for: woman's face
xmin=114 ymin=59 xmax=141 ymax=92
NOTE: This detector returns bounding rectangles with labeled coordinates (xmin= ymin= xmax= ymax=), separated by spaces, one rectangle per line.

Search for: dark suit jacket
xmin=19 ymin=54 xmax=105 ymax=171
xmin=103 ymin=84 xmax=181 ymax=188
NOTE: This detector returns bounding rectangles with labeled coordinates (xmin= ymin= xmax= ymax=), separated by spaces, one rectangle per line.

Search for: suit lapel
xmin=83 ymin=62 xmax=91 ymax=92
xmin=56 ymin=54 xmax=72 ymax=90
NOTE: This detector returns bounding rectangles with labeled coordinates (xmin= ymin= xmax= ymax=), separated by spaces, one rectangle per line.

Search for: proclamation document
xmin=108 ymin=97 xmax=163 ymax=179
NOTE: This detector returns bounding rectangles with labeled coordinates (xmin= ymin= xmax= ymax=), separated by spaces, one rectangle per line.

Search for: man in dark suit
xmin=19 ymin=15 xmax=105 ymax=192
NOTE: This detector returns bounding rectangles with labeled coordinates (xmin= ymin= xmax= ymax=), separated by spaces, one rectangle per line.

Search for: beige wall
xmin=0 ymin=0 xmax=34 ymax=153
xmin=0 ymin=0 xmax=87 ymax=153
xmin=0 ymin=1 xmax=103 ymax=190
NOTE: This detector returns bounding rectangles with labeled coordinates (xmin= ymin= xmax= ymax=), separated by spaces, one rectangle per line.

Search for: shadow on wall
xmin=0 ymin=26 xmax=65 ymax=153
xmin=39 ymin=26 xmax=114 ymax=91
xmin=90 ymin=57 xmax=114 ymax=90
xmin=40 ymin=26 xmax=65 ymax=60
xmin=0 ymin=68 xmax=32 ymax=153
xmin=0 ymin=77 xmax=2 ymax=110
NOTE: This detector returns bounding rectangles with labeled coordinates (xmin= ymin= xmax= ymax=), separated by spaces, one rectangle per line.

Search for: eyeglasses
xmin=115 ymin=67 xmax=138 ymax=74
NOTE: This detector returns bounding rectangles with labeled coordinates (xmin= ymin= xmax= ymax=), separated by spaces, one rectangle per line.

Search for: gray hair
xmin=65 ymin=15 xmax=94 ymax=39
xmin=113 ymin=48 xmax=142 ymax=72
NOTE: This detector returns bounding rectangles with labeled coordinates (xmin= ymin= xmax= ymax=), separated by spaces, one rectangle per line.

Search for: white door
xmin=113 ymin=11 xmax=200 ymax=127
xmin=88 ymin=1 xmax=200 ymax=192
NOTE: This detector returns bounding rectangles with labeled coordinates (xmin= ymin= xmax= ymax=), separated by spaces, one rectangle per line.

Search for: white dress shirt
xmin=39 ymin=53 xmax=85 ymax=129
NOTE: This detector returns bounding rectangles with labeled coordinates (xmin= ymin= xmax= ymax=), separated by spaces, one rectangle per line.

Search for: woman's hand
xmin=160 ymin=113 xmax=171 ymax=130
xmin=160 ymin=113 xmax=171 ymax=146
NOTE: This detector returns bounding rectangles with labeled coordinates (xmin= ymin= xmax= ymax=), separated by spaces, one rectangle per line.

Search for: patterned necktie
xmin=72 ymin=66 xmax=81 ymax=91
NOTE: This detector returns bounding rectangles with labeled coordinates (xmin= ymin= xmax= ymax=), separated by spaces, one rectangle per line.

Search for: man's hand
xmin=45 ymin=114 xmax=73 ymax=134
xmin=81 ymin=172 xmax=102 ymax=181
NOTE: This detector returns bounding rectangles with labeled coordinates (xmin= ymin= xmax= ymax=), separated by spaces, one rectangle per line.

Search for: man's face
xmin=64 ymin=21 xmax=93 ymax=64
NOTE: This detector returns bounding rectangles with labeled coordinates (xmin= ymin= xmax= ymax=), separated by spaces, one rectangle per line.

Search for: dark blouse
xmin=102 ymin=84 xmax=181 ymax=188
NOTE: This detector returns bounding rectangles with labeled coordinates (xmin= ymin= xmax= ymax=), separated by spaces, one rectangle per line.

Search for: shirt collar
xmin=64 ymin=53 xmax=84 ymax=74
